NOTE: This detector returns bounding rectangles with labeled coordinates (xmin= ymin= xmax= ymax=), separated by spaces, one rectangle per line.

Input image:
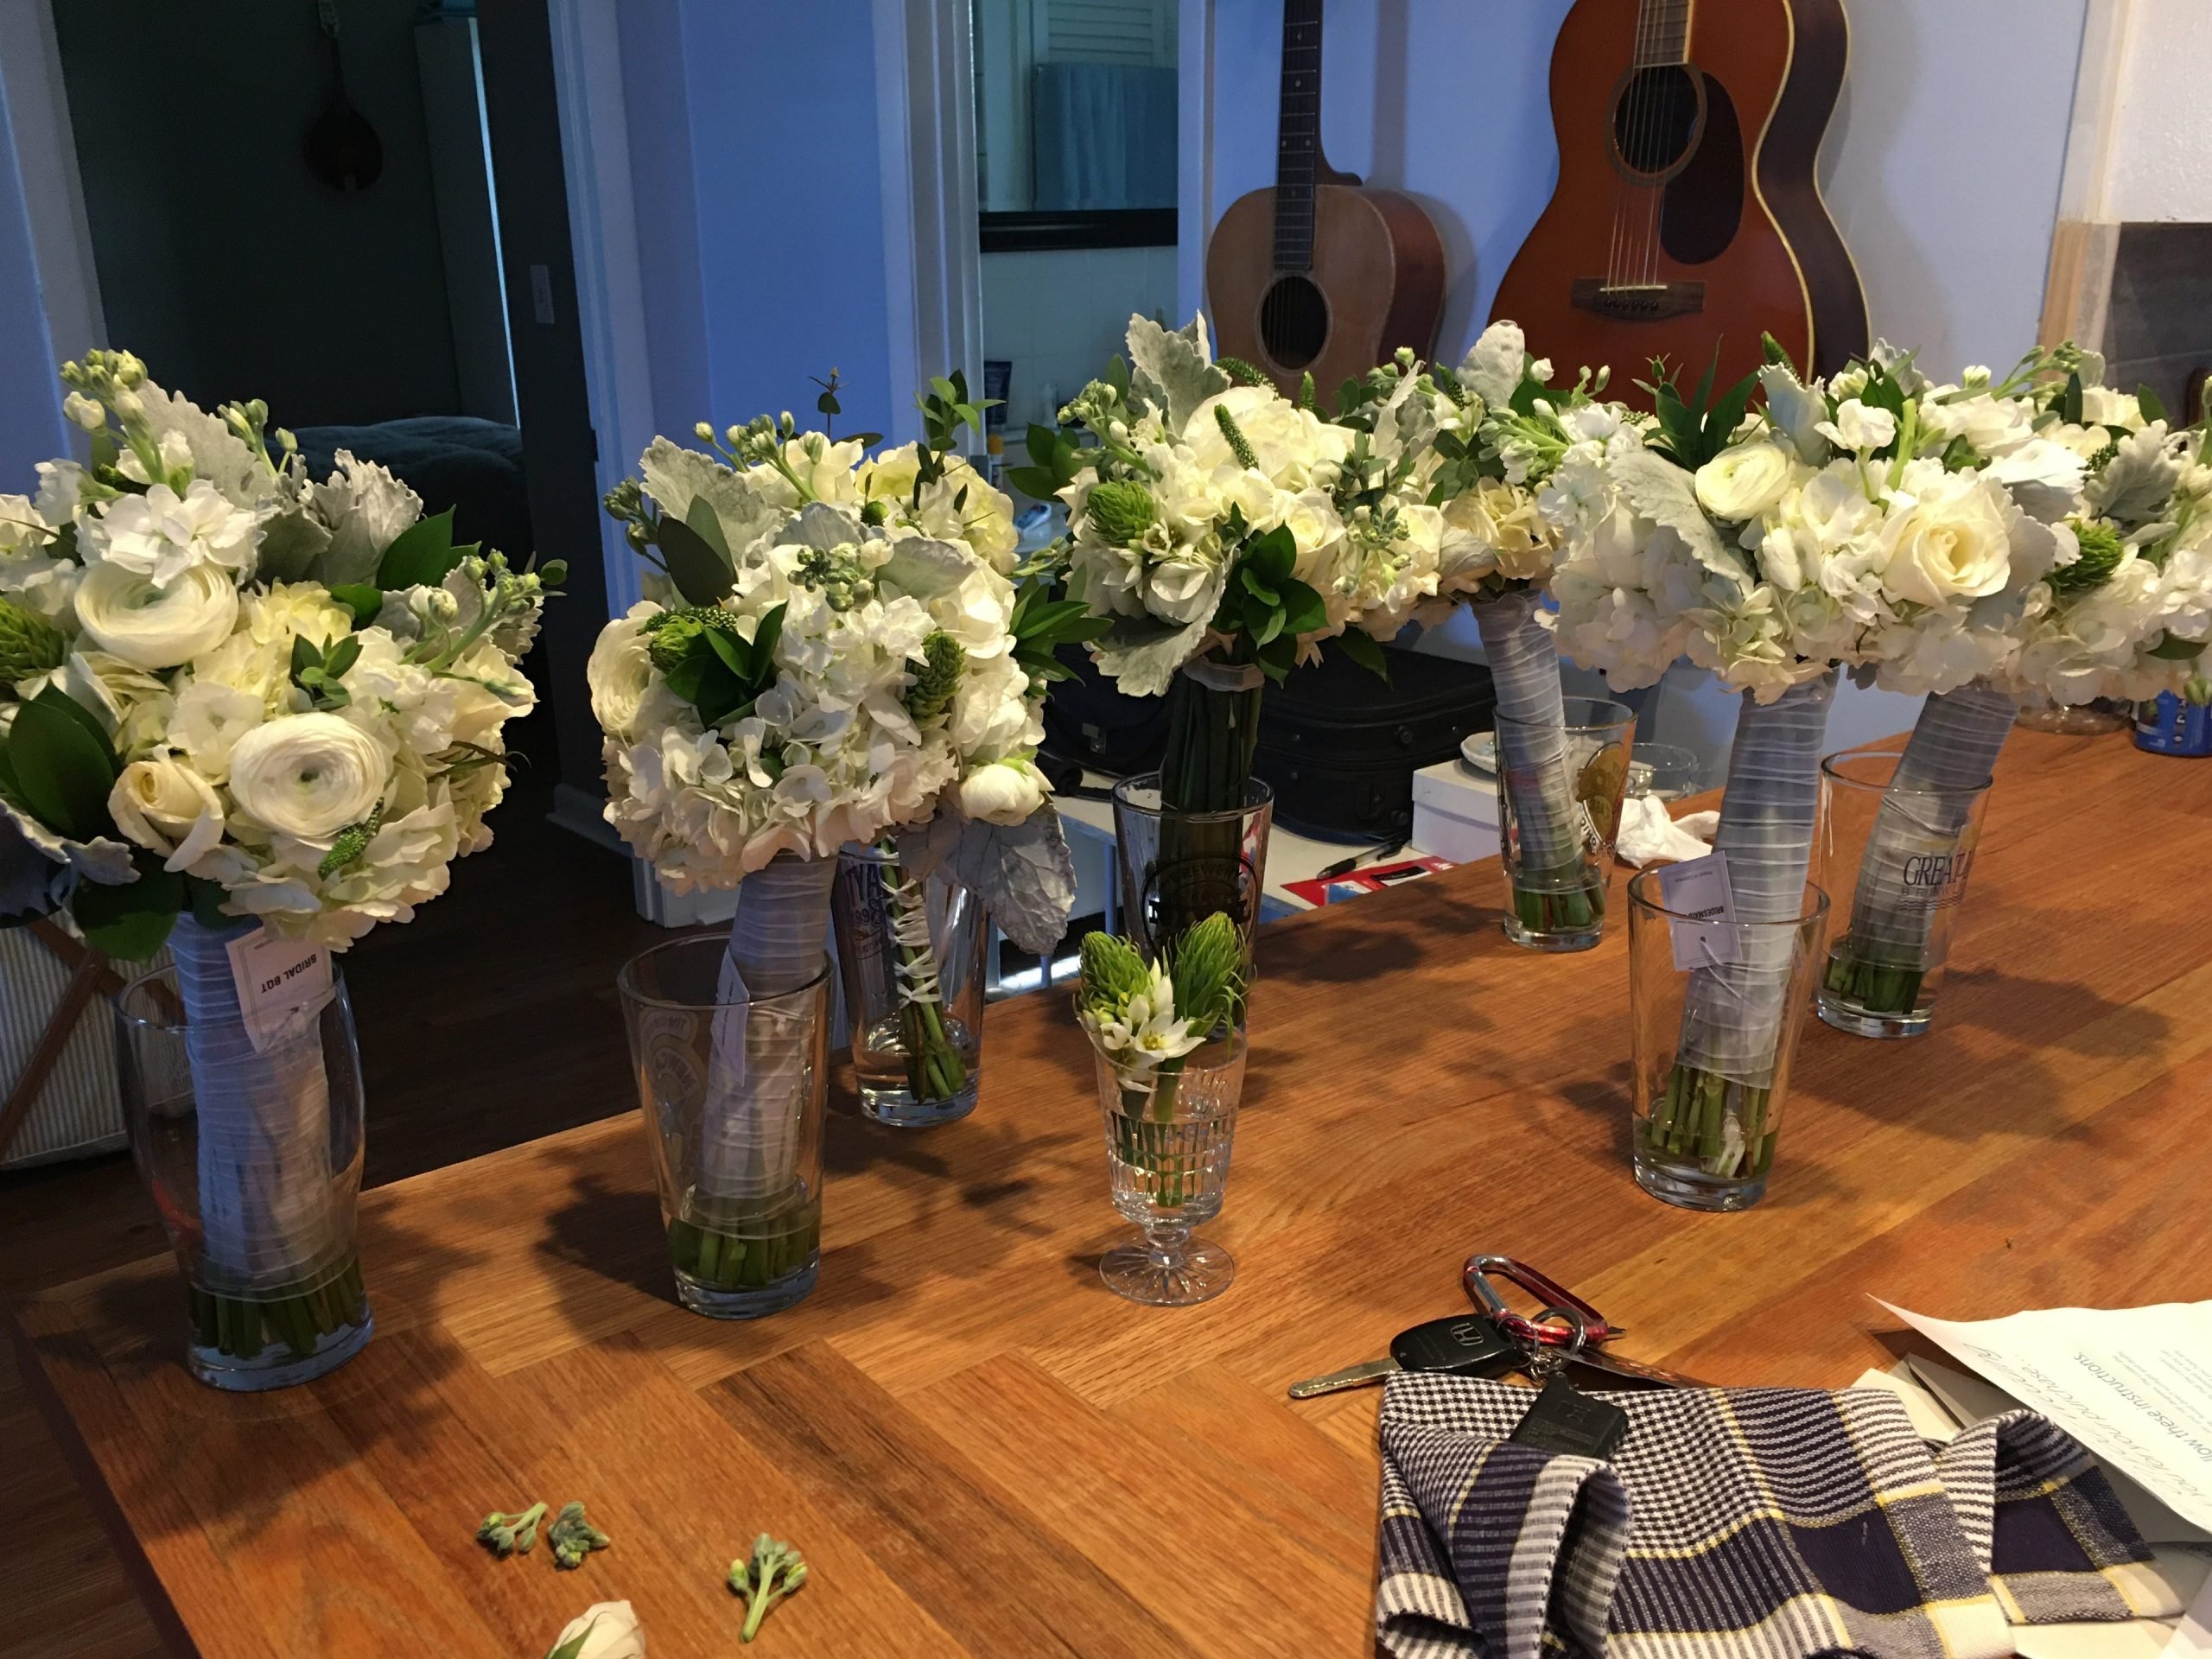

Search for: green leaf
xmin=703 ymin=625 xmax=751 ymax=679
xmin=1240 ymin=525 xmax=1296 ymax=588
xmin=1275 ymin=576 xmax=1326 ymax=637
xmin=1004 ymin=467 xmax=1057 ymax=499
xmin=7 ymin=696 xmax=117 ymax=842
xmin=2146 ymin=631 xmax=2207 ymax=662
xmin=1335 ymin=627 xmax=1389 ymax=679
xmin=1240 ymin=567 xmax=1281 ymax=607
xmin=374 ymin=508 xmax=466 ymax=590
xmin=1250 ymin=600 xmax=1286 ymax=647
xmin=683 ymin=493 xmax=732 ymax=561
xmin=186 ymin=875 xmax=232 ymax=929
xmin=1700 ymin=371 xmax=1759 ymax=461
xmin=1014 ymin=597 xmax=1091 ymax=640
xmin=2061 ymin=371 xmax=2085 ymax=429
xmin=72 ymin=855 xmax=182 ymax=960
xmin=2138 ymin=384 xmax=2168 ymax=425
xmin=29 ymin=687 xmax=121 ymax=781
xmin=330 ymin=583 xmax=384 ymax=626
xmin=322 ymin=635 xmax=362 ymax=679
xmin=655 ymin=514 xmax=737 ymax=605
xmin=751 ymin=601 xmax=786 ymax=673
xmin=291 ymin=634 xmax=323 ymax=679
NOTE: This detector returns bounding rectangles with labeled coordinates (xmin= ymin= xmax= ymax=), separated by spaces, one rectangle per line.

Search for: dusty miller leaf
xmin=898 ymin=803 xmax=1076 ymax=957
xmin=1608 ymin=448 xmax=1747 ymax=582
xmin=1125 ymin=314 xmax=1230 ymax=435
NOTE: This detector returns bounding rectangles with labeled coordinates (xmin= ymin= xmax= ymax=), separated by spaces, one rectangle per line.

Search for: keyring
xmin=1463 ymin=1255 xmax=1624 ymax=1347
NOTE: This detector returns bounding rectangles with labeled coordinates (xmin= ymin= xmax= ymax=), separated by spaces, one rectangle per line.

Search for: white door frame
xmin=0 ymin=0 xmax=105 ymax=440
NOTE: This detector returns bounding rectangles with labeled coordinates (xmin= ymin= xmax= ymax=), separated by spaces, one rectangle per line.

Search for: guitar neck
xmin=1272 ymin=0 xmax=1324 ymax=273
xmin=1632 ymin=0 xmax=1693 ymax=66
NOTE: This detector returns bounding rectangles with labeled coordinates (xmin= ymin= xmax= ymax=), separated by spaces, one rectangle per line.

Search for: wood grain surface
xmin=16 ymin=728 xmax=2212 ymax=1658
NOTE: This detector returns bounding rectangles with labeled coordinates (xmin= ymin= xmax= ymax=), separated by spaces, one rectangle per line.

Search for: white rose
xmin=169 ymin=681 xmax=265 ymax=776
xmin=227 ymin=713 xmax=389 ymax=839
xmin=74 ymin=563 xmax=240 ymax=670
xmin=957 ymin=757 xmax=1047 ymax=825
xmin=1694 ymin=440 xmax=1796 ymax=522
xmin=86 ymin=480 xmax=264 ymax=588
xmin=109 ymin=756 xmax=226 ymax=870
xmin=1876 ymin=475 xmax=2015 ymax=607
xmin=543 ymin=1599 xmax=645 ymax=1659
xmin=1144 ymin=550 xmax=1223 ymax=625
xmin=587 ymin=603 xmax=663 ymax=735
xmin=1814 ymin=397 xmax=1897 ymax=454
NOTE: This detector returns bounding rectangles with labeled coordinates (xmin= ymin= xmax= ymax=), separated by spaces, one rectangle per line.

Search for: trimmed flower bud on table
xmin=729 ymin=1534 xmax=808 ymax=1643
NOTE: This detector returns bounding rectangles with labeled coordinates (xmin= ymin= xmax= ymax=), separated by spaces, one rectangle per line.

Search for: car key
xmin=1287 ymin=1316 xmax=1522 ymax=1399
xmin=1507 ymin=1308 xmax=1630 ymax=1459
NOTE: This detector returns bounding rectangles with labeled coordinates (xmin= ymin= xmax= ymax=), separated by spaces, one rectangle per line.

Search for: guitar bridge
xmin=1571 ymin=278 xmax=1706 ymax=321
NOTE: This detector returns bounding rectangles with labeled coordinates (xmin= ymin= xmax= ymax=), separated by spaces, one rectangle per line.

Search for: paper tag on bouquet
xmin=1658 ymin=851 xmax=1742 ymax=970
xmin=226 ymin=925 xmax=335 ymax=1055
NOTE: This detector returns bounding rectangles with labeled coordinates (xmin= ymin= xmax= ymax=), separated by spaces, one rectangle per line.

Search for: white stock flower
xmin=108 ymin=755 xmax=226 ymax=870
xmin=1815 ymin=398 xmax=1897 ymax=454
xmin=227 ymin=713 xmax=390 ymax=839
xmin=1874 ymin=473 xmax=2014 ymax=607
xmin=1694 ymin=439 xmax=1796 ymax=522
xmin=86 ymin=480 xmax=263 ymax=586
xmin=169 ymin=681 xmax=265 ymax=776
xmin=74 ymin=563 xmax=241 ymax=670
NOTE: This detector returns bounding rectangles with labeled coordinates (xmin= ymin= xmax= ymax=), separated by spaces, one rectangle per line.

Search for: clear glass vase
xmin=831 ymin=844 xmax=985 ymax=1128
xmin=617 ymin=937 xmax=829 ymax=1319
xmin=1092 ymin=1025 xmax=1247 ymax=1306
xmin=114 ymin=943 xmax=372 ymax=1392
xmin=1110 ymin=772 xmax=1274 ymax=988
xmin=1814 ymin=747 xmax=1991 ymax=1039
xmin=1495 ymin=696 xmax=1637 ymax=951
xmin=1625 ymin=870 xmax=1829 ymax=1212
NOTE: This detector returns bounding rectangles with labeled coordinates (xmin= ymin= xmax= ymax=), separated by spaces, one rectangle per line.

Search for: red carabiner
xmin=1463 ymin=1255 xmax=1624 ymax=1347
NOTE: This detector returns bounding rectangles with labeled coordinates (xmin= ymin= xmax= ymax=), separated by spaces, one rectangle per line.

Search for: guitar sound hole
xmin=1260 ymin=275 xmax=1329 ymax=369
xmin=1611 ymin=65 xmax=1700 ymax=180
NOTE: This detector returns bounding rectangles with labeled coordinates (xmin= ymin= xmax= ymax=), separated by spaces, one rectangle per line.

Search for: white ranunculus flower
xmin=74 ymin=563 xmax=240 ymax=670
xmin=543 ymin=1599 xmax=645 ymax=1659
xmin=85 ymin=480 xmax=263 ymax=587
xmin=957 ymin=756 xmax=1047 ymax=825
xmin=109 ymin=755 xmax=227 ymax=870
xmin=1815 ymin=397 xmax=1897 ymax=454
xmin=227 ymin=713 xmax=389 ymax=840
xmin=586 ymin=603 xmax=664 ymax=736
xmin=169 ymin=681 xmax=265 ymax=776
xmin=1875 ymin=474 xmax=2015 ymax=607
xmin=1694 ymin=439 xmax=1796 ymax=523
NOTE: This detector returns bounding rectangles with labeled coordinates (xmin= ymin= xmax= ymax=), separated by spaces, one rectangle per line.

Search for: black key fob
xmin=1508 ymin=1376 xmax=1629 ymax=1459
xmin=1389 ymin=1316 xmax=1522 ymax=1378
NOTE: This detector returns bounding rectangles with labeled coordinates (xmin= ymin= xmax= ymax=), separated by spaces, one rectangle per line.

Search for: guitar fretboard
xmin=1631 ymin=0 xmax=1693 ymax=66
xmin=1272 ymin=0 xmax=1325 ymax=273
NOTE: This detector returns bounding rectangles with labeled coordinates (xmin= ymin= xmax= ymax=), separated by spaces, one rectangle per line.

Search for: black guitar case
xmin=1254 ymin=645 xmax=1495 ymax=842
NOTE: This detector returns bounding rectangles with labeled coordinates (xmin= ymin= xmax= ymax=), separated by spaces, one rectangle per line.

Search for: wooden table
xmin=17 ymin=728 xmax=2212 ymax=1657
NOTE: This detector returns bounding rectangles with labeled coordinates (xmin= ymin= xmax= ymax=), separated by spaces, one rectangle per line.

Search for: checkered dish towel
xmin=1376 ymin=1373 xmax=2180 ymax=1659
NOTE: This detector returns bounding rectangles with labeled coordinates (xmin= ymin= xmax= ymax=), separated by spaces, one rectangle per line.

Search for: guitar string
xmin=1637 ymin=0 xmax=1686 ymax=293
xmin=1647 ymin=0 xmax=1688 ymax=289
xmin=1609 ymin=0 xmax=1658 ymax=289
xmin=1623 ymin=0 xmax=1662 ymax=290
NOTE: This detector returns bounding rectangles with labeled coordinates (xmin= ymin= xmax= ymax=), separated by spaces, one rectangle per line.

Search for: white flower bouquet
xmin=1338 ymin=321 xmax=1649 ymax=937
xmin=589 ymin=376 xmax=1089 ymax=1292
xmin=0 ymin=350 xmax=555 ymax=1370
xmin=1818 ymin=351 xmax=2212 ymax=1022
xmin=1551 ymin=342 xmax=2073 ymax=1179
xmin=1027 ymin=315 xmax=1425 ymax=953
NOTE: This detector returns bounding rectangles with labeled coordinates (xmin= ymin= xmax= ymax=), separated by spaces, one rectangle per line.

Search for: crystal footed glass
xmin=831 ymin=845 xmax=985 ymax=1128
xmin=1092 ymin=1025 xmax=1246 ymax=1306
xmin=1110 ymin=773 xmax=1274 ymax=989
xmin=1626 ymin=872 xmax=1829 ymax=1212
xmin=618 ymin=937 xmax=829 ymax=1319
xmin=1815 ymin=747 xmax=1991 ymax=1039
xmin=1496 ymin=696 xmax=1637 ymax=951
xmin=114 ymin=951 xmax=372 ymax=1391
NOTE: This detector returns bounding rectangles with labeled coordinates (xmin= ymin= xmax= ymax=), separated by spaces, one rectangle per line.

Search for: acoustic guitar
xmin=1491 ymin=0 xmax=1868 ymax=400
xmin=1206 ymin=0 xmax=1446 ymax=405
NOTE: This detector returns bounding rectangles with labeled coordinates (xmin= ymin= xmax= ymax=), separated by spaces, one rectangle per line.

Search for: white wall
xmin=1182 ymin=0 xmax=2094 ymax=760
xmin=982 ymin=244 xmax=1179 ymax=430
xmin=2103 ymin=0 xmax=2212 ymax=222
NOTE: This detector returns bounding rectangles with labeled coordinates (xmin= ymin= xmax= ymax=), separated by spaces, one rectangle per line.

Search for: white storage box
xmin=1411 ymin=760 xmax=1501 ymax=867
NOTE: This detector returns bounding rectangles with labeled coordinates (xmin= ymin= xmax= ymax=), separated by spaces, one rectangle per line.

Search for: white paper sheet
xmin=1879 ymin=1300 xmax=2212 ymax=1535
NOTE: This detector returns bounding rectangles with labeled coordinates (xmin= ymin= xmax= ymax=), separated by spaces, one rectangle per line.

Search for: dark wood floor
xmin=2 ymin=772 xmax=659 ymax=1658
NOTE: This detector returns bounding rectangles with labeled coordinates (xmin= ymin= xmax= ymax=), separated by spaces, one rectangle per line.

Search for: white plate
xmin=1459 ymin=731 xmax=1497 ymax=773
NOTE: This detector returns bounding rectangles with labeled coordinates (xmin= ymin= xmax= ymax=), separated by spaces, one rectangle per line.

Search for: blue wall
xmin=618 ymin=0 xmax=900 ymax=447
xmin=0 ymin=69 xmax=66 ymax=485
